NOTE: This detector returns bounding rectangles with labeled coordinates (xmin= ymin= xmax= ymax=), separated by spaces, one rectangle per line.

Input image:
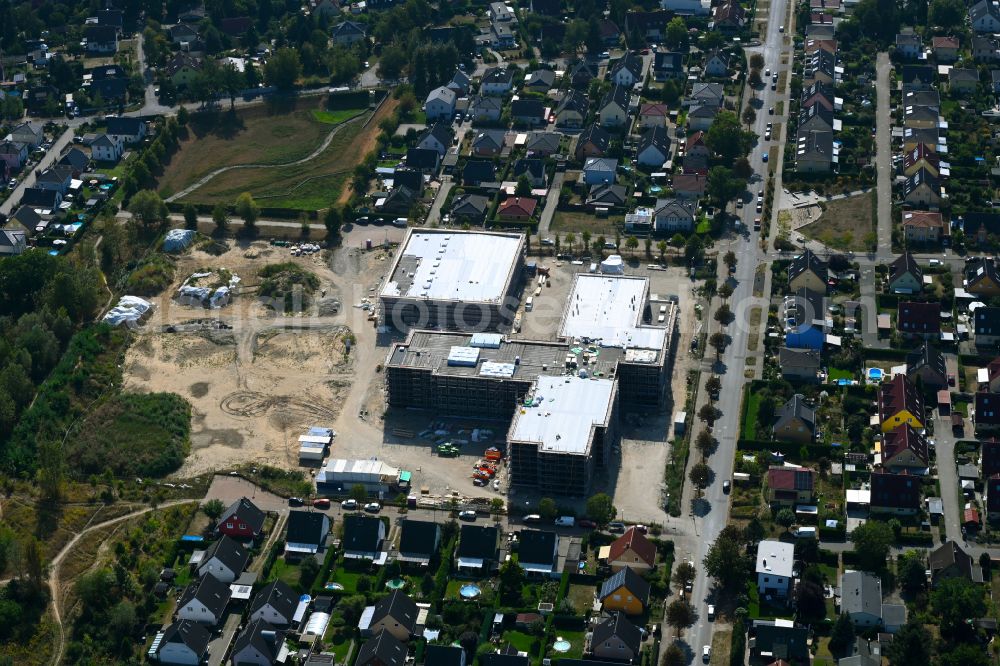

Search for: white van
xmin=792 ymin=526 xmax=817 ymax=538
xmin=525 ymin=297 xmax=533 ymax=311
xmin=554 ymin=516 xmax=575 ymax=527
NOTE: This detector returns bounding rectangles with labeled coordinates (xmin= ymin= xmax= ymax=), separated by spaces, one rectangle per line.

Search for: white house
xmin=90 ymin=134 xmax=122 ymax=162
xmin=177 ymin=574 xmax=231 ymax=625
xmin=0 ymin=230 xmax=26 ymax=256
xmin=971 ymin=0 xmax=1000 ymax=33
xmin=610 ymin=53 xmax=643 ymax=87
xmin=424 ymin=87 xmax=457 ymax=121
xmin=196 ymin=536 xmax=250 ymax=583
xmin=583 ymin=157 xmax=617 ymax=185
xmin=481 ymin=67 xmax=515 ymax=95
xmin=756 ymin=540 xmax=795 ymax=599
xmin=249 ymin=580 xmax=297 ymax=627
xmin=653 ymin=198 xmax=696 ymax=232
xmin=105 ymin=116 xmax=147 ymax=145
xmin=636 ymin=126 xmax=670 ymax=167
xmin=230 ymin=620 xmax=285 ymax=666
xmin=156 ymin=620 xmax=211 ymax=666
xmin=598 ymin=85 xmax=630 ymax=128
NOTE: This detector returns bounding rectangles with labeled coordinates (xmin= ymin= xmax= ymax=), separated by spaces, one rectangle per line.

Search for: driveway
xmin=425 ymin=179 xmax=454 ymax=225
xmin=874 ymin=53 xmax=892 ymax=263
xmin=536 ymin=171 xmax=564 ymax=237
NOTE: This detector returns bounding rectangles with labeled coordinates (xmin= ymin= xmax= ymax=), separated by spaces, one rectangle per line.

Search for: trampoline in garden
xmin=552 ymin=638 xmax=571 ymax=653
xmin=459 ymin=584 xmax=482 ymax=599
xmin=386 ymin=578 xmax=406 ymax=590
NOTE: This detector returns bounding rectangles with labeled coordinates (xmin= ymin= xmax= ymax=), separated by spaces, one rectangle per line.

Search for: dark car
xmin=577 ymin=519 xmax=597 ymax=529
xmin=288 ymin=497 xmax=304 ymax=507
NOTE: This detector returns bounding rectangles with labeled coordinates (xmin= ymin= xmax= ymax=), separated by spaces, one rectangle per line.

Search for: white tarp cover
xmin=103 ymin=295 xmax=154 ymax=328
xmin=163 ymin=229 xmax=195 ymax=252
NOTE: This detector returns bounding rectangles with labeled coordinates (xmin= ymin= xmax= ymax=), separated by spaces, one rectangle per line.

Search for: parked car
xmin=703 ymin=646 xmax=711 ymax=662
xmin=312 ymin=498 xmax=331 ymax=509
xmin=364 ymin=502 xmax=381 ymax=513
xmin=723 ymin=480 xmax=731 ymax=493
xmin=341 ymin=499 xmax=358 ymax=510
xmin=708 ymin=605 xmax=715 ymax=620
xmin=607 ymin=522 xmax=626 ymax=533
xmin=523 ymin=514 xmax=542 ymax=523
xmin=459 ymin=510 xmax=477 ymax=521
xmin=288 ymin=497 xmax=304 ymax=507
xmin=577 ymin=519 xmax=597 ymax=529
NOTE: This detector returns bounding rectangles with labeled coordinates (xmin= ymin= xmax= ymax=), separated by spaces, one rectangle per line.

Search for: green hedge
xmin=164 ymin=200 xmax=319 ymax=219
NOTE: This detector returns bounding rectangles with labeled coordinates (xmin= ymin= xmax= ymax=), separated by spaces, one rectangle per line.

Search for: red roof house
xmin=217 ymin=497 xmax=266 ymax=539
xmin=497 ymin=197 xmax=538 ymax=220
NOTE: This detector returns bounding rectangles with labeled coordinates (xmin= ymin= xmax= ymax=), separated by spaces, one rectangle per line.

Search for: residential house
xmin=750 ymin=621 xmax=810 ymax=663
xmin=600 ymin=19 xmax=621 ymax=45
xmin=638 ymin=103 xmax=669 ymax=127
xmin=976 ymin=392 xmax=1000 ymax=432
xmin=216 ymin=497 xmax=266 ymax=540
xmin=895 ymin=32 xmax=922 ymax=59
xmin=498 ymin=196 xmax=537 ymax=221
xmin=230 ymin=620 xmax=285 ymax=666
xmin=901 ymin=64 xmax=937 ymax=90
xmin=888 ymin=253 xmax=922 ymax=293
xmin=511 ymin=98 xmax=546 ymax=127
xmin=0 ymin=141 xmax=27 ymax=170
xmin=356 ymin=631 xmax=407 ymax=666
xmin=712 ymin=0 xmax=746 ymax=31
xmin=950 ymin=67 xmax=980 ymax=93
xmin=974 ymin=36 xmax=1000 ymax=61
xmin=0 ymin=230 xmax=26 ymax=256
xmin=591 ymin=613 xmax=642 ymax=662
xmin=523 ymin=69 xmax=556 ymax=92
xmin=897 ymin=301 xmax=941 ymax=339
xmin=166 ymin=54 xmax=202 ymax=88
xmin=469 ymin=95 xmax=503 ymax=123
xmin=966 ymin=258 xmax=1000 ymax=297
xmin=798 ymin=103 xmax=834 ymax=133
xmin=783 ymin=288 xmax=826 ymax=350
xmin=636 ymin=126 xmax=670 ymax=167
xmin=933 ymin=36 xmax=960 ymax=62
xmin=332 ymin=21 xmax=366 ymax=45
xmin=686 ymin=82 xmax=724 ymax=131
xmin=425 ymin=87 xmax=457 ymax=121
xmin=106 ymin=116 xmax=147 ymax=145
xmin=766 ymin=466 xmax=815 ymax=507
xmin=456 ymin=525 xmax=500 ymax=573
xmin=451 ymin=193 xmax=490 ymax=223
xmin=610 ymin=53 xmax=643 ymax=87
xmin=424 ymin=645 xmax=466 ymax=666
xmin=962 ymin=212 xmax=1000 ymax=246
xmin=672 ymin=173 xmax=707 ymax=199
xmin=417 ymin=124 xmax=455 ymax=158
xmin=841 ymin=571 xmax=904 ymax=629
xmin=878 ymin=374 xmax=925 ymax=432
xmin=482 ymin=67 xmax=515 ymax=96
xmin=795 ymin=129 xmax=834 ymax=173
xmin=555 ymin=91 xmax=589 ymax=128
xmin=906 ymin=342 xmax=947 ymax=389
xmin=975 ymin=308 xmax=1000 ymax=348
xmin=513 ymin=158 xmax=546 ymax=188
xmin=32 ymin=167 xmax=72 ymax=194
xmin=971 ymin=0 xmax=1000 ymax=33
xmin=8 ymin=206 xmax=43 ymax=236
xmin=685 ymin=131 xmax=710 ymax=160
xmin=583 ymin=157 xmax=617 ymax=185
xmin=366 ymin=590 xmax=419 ymax=641
xmin=756 ymin=540 xmax=795 ymax=599
xmin=284 ymin=510 xmax=330 ymax=558
xmin=313 ymin=0 xmax=341 ymax=18
xmin=85 ymin=25 xmax=118 ymax=53
xmin=489 ymin=1 xmax=515 ymax=21
xmin=901 ymin=210 xmax=947 ymax=243
xmin=984 ymin=438 xmax=1000 ymax=477
xmin=653 ymin=51 xmax=685 ymax=81
xmin=870 ymin=471 xmax=921 ymax=514
xmin=492 ymin=20 xmax=515 ymax=46
xmin=773 ymin=394 xmax=816 ymax=443
xmin=598 ymin=567 xmax=650 ymax=615
xmin=58 ymin=147 xmax=90 ymax=175
xmin=705 ymin=50 xmax=730 ymax=76
xmin=903 ymin=89 xmax=942 ymax=110
xmin=525 ymin=131 xmax=561 ymax=156
xmin=881 ymin=424 xmax=930 ymax=471
xmin=801 ymin=81 xmax=836 ymax=111
xmin=517 ymin=529 xmax=560 ymax=577
xmin=9 ymin=122 xmax=44 ymax=148
xmin=461 ymin=160 xmax=497 ymax=186
xmin=405 ymin=147 xmax=440 ymax=173
xmin=197 ymin=537 xmax=250 ymax=583
xmin=575 ymin=124 xmax=610 ymax=160
xmin=396 ymin=519 xmax=441 ymax=566
xmin=169 ymin=22 xmax=199 ymax=45
xmin=778 ymin=347 xmax=821 ymax=382
xmin=928 ymin=540 xmax=983 ymax=586
xmin=652 ymin=198 xmax=696 ymax=232
xmin=568 ymin=59 xmax=597 ymax=89
xmin=902 ymin=127 xmax=941 ymax=151
xmin=598 ymin=84 xmax=630 ymax=128
xmin=624 ymin=10 xmax=671 ymax=42
xmin=249 ymin=580 xmax=297 ymax=627
xmin=661 ymin=0 xmax=711 ymax=13
xmin=219 ymin=16 xmax=253 ymax=36
xmin=788 ymin=249 xmax=828 ymax=293
xmin=343 ymin=515 xmax=387 ymax=561
xmin=987 ymin=474 xmax=1000 ymax=521
xmin=20 ymin=187 xmax=61 ymax=210
xmin=448 ymin=70 xmax=472 ymax=96
xmin=156 ymin=620 xmax=211 ymax=666
xmin=177 ymin=573 xmax=231 ymax=625
xmin=607 ymin=527 xmax=656 ymax=573
xmin=587 ymin=183 xmax=628 ymax=209
xmin=471 ymin=130 xmax=507 ymax=157
xmin=902 ymin=144 xmax=939 ymax=176
xmin=804 ymin=49 xmax=836 ymax=85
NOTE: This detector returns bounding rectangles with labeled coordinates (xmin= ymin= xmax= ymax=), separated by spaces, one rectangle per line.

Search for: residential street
xmin=536 ymin=171 xmax=565 ymax=237
xmin=874 ymin=53 xmax=893 ymax=263
xmin=0 ymin=127 xmax=74 ymax=217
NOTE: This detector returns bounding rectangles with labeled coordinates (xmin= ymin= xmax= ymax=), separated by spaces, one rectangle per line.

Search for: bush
xmin=124 ymin=254 xmax=175 ymax=296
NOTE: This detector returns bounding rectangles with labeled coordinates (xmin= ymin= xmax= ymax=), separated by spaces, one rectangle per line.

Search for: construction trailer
xmin=298 ymin=427 xmax=335 ymax=464
xmin=377 ymin=228 xmax=527 ymax=331
xmin=315 ymin=459 xmax=405 ymax=496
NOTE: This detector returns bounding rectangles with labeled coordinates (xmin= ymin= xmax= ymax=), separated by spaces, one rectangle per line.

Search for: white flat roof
xmin=380 ymin=230 xmax=522 ymax=303
xmin=755 ymin=540 xmax=795 ymax=578
xmin=509 ymin=375 xmax=615 ymax=454
xmin=560 ymin=274 xmax=666 ymax=350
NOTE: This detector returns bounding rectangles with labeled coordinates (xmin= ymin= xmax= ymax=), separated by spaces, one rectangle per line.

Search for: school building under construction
xmin=383 ymin=273 xmax=677 ymax=495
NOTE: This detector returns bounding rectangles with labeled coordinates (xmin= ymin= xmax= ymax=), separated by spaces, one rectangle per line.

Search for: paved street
xmin=874 ymin=53 xmax=893 ymax=263
xmin=536 ymin=171 xmax=565 ymax=237
xmin=0 ymin=127 xmax=74 ymax=217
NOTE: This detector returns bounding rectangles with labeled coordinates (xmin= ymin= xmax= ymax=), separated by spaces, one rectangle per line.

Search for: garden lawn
xmin=328 ymin=565 xmax=365 ymax=593
xmin=268 ymin=558 xmax=303 ymax=590
xmin=548 ymin=628 xmax=586 ymax=659
xmin=828 ymin=367 xmax=853 ymax=381
xmin=550 ymin=210 xmax=621 ymax=235
xmin=798 ymin=193 xmax=874 ymax=252
xmin=312 ymin=108 xmax=366 ymax=124
xmin=567 ymin=584 xmax=596 ymax=613
xmin=503 ymin=630 xmax=540 ymax=654
xmin=742 ymin=390 xmax=761 ymax=440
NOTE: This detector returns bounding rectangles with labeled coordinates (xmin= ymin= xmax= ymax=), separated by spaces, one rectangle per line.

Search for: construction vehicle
xmin=437 ymin=443 xmax=459 ymax=457
xmin=484 ymin=447 xmax=503 ymax=462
